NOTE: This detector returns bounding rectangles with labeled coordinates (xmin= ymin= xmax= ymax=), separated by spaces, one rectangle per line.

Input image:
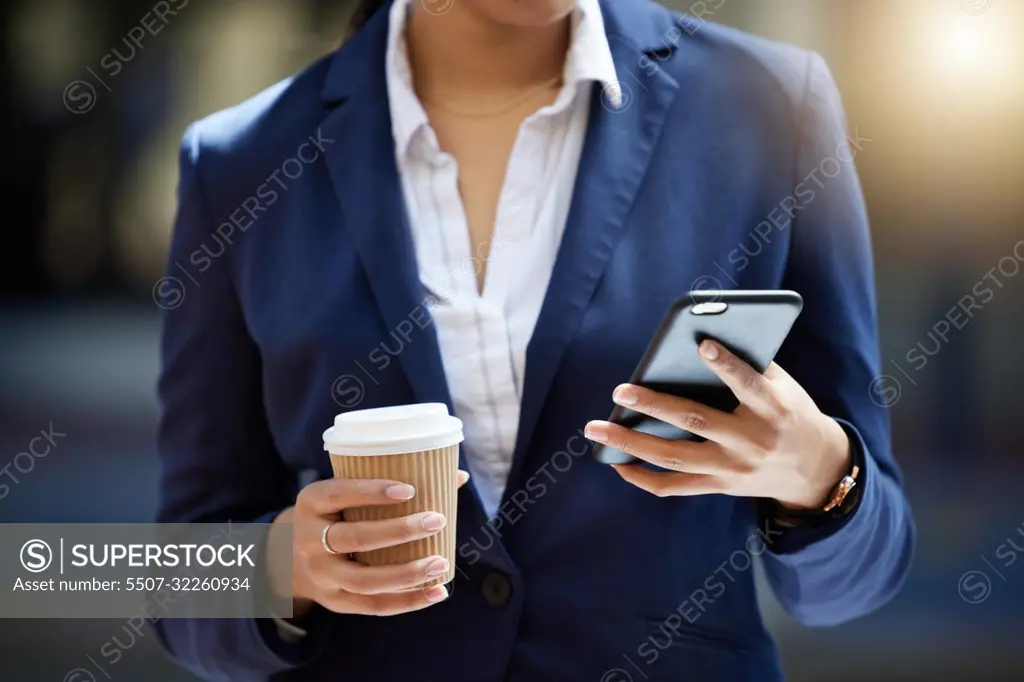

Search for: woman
xmin=154 ymin=0 xmax=914 ymax=680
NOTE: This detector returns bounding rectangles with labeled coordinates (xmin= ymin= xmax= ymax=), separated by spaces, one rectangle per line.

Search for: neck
xmin=406 ymin=4 xmax=572 ymax=96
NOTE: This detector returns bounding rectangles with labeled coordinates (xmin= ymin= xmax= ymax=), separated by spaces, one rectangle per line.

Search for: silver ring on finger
xmin=321 ymin=521 xmax=342 ymax=555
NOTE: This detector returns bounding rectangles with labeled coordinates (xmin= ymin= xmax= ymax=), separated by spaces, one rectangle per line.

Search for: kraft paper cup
xmin=324 ymin=404 xmax=463 ymax=587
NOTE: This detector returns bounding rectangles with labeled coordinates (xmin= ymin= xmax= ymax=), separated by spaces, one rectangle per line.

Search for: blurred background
xmin=1 ymin=0 xmax=1022 ymax=680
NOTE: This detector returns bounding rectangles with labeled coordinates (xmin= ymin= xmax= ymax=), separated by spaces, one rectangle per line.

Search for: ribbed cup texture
xmin=329 ymin=444 xmax=459 ymax=587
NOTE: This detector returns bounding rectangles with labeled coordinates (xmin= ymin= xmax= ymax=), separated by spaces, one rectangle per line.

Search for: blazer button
xmin=481 ymin=572 xmax=512 ymax=607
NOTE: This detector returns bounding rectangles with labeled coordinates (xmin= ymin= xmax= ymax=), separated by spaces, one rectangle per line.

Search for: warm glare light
xmin=946 ymin=22 xmax=987 ymax=73
xmin=922 ymin=1 xmax=1023 ymax=90
xmin=942 ymin=22 xmax=987 ymax=73
xmin=950 ymin=25 xmax=981 ymax=59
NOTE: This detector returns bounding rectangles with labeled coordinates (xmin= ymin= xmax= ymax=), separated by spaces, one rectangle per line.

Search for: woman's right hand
xmin=269 ymin=471 xmax=470 ymax=620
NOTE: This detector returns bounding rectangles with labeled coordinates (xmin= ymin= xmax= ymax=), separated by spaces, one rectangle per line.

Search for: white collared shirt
xmin=386 ymin=0 xmax=620 ymax=518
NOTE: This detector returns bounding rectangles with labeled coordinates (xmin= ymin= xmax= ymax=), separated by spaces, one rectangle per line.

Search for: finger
xmin=611 ymin=384 xmax=747 ymax=449
xmin=330 ymin=554 xmax=451 ymax=595
xmin=325 ymin=584 xmax=450 ymax=616
xmin=763 ymin=361 xmax=796 ymax=386
xmin=584 ymin=421 xmax=731 ymax=475
xmin=298 ymin=478 xmax=417 ymax=516
xmin=456 ymin=470 xmax=470 ymax=488
xmin=698 ymin=340 xmax=782 ymax=419
xmin=612 ymin=464 xmax=724 ymax=497
xmin=327 ymin=511 xmax=447 ymax=554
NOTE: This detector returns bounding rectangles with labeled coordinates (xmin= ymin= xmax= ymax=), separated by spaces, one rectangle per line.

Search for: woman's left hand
xmin=584 ymin=339 xmax=852 ymax=510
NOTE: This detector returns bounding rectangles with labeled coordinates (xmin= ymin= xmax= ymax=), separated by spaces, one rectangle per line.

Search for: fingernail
xmin=425 ymin=585 xmax=447 ymax=602
xmin=613 ymin=385 xmax=638 ymax=406
xmin=423 ymin=556 xmax=449 ymax=577
xmin=385 ymin=483 xmax=416 ymax=500
xmin=700 ymin=340 xmax=719 ymax=360
xmin=420 ymin=513 xmax=446 ymax=532
xmin=584 ymin=422 xmax=608 ymax=443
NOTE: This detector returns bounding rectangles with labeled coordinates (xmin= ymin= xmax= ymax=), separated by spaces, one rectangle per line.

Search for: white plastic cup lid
xmin=323 ymin=403 xmax=464 ymax=456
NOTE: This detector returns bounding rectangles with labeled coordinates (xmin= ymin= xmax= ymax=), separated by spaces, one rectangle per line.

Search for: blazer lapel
xmin=504 ymin=2 xmax=682 ymax=495
xmin=318 ymin=8 xmax=494 ymax=537
xmin=319 ymin=12 xmax=453 ymax=412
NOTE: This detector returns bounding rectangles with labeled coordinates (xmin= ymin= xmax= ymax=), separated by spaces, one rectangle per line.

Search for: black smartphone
xmin=592 ymin=290 xmax=803 ymax=465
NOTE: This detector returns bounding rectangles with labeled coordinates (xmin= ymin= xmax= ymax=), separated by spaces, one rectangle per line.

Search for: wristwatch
xmin=770 ymin=439 xmax=865 ymax=527
xmin=823 ymin=464 xmax=860 ymax=512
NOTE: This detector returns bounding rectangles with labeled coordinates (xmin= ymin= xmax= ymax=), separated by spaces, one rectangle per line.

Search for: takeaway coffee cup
xmin=323 ymin=403 xmax=463 ymax=587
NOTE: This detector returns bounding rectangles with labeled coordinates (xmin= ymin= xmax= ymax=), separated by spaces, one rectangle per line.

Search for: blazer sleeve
xmin=762 ymin=52 xmax=916 ymax=626
xmin=152 ymin=124 xmax=332 ymax=679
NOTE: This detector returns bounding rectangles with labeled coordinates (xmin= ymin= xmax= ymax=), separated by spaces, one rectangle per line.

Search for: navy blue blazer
xmin=154 ymin=1 xmax=914 ymax=680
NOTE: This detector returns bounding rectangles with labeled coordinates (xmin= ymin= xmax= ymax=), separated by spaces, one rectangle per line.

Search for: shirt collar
xmin=385 ymin=0 xmax=620 ymax=159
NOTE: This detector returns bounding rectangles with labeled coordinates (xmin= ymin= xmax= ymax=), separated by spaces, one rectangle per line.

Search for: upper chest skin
xmin=423 ymin=83 xmax=561 ymax=293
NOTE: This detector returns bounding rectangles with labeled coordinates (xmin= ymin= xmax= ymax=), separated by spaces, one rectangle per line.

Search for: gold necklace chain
xmin=422 ymin=74 xmax=564 ymax=119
